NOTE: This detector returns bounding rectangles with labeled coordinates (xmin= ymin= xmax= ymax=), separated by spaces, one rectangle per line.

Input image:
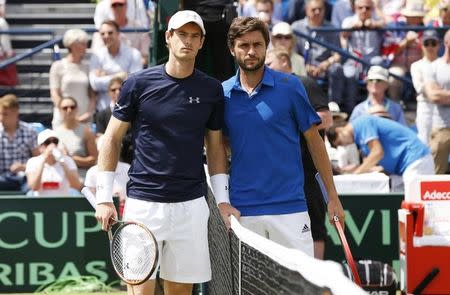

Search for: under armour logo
xmin=188 ymin=96 xmax=200 ymax=104
xmin=301 ymin=224 xmax=310 ymax=233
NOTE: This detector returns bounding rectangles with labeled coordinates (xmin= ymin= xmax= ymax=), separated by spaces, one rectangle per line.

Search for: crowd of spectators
xmin=0 ymin=0 xmax=448 ymax=197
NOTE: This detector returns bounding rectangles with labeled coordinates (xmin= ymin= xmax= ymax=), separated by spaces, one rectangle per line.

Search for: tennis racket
xmin=81 ymin=187 xmax=159 ymax=285
xmin=315 ymin=173 xmax=362 ymax=287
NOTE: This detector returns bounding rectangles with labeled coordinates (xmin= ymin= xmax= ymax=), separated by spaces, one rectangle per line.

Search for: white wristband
xmin=210 ymin=173 xmax=230 ymax=205
xmin=96 ymin=171 xmax=115 ymax=205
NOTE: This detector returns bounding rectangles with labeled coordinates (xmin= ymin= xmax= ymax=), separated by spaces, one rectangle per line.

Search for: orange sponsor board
xmin=420 ymin=181 xmax=450 ymax=201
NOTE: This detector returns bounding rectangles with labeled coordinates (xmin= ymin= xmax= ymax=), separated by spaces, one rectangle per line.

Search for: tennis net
xmin=206 ymin=191 xmax=365 ymax=295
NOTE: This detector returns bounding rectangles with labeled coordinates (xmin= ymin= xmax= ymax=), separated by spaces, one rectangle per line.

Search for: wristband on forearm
xmin=210 ymin=173 xmax=230 ymax=205
xmin=96 ymin=171 xmax=115 ymax=204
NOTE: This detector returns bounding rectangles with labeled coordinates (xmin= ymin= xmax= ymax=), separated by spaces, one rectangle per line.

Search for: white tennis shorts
xmin=123 ymin=196 xmax=211 ymax=283
xmin=239 ymin=211 xmax=314 ymax=257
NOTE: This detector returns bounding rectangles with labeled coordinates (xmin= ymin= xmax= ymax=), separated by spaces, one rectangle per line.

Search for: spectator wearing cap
xmin=25 ymin=129 xmax=80 ymax=196
xmin=0 ymin=94 xmax=39 ymax=192
xmin=271 ymin=22 xmax=306 ymax=76
xmin=326 ymin=115 xmax=435 ymax=189
xmin=91 ymin=0 xmax=151 ymax=67
xmin=349 ymin=65 xmax=407 ymax=125
xmin=291 ymin=0 xmax=346 ymax=106
xmin=423 ymin=29 xmax=450 ymax=174
xmin=410 ymin=29 xmax=441 ymax=144
xmin=89 ymin=20 xmax=142 ymax=111
xmin=50 ymin=29 xmax=96 ymax=128
xmin=382 ymin=0 xmax=426 ymax=102
xmin=93 ymin=0 xmax=149 ymax=31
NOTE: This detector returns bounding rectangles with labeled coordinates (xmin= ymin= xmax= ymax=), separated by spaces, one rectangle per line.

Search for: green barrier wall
xmin=0 ymin=197 xmax=114 ymax=293
xmin=0 ymin=194 xmax=403 ymax=292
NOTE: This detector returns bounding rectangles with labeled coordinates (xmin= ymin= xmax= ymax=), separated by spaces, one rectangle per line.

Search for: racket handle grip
xmin=81 ymin=187 xmax=97 ymax=209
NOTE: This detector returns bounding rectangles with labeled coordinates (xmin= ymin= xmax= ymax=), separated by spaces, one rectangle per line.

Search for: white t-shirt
xmin=84 ymin=161 xmax=130 ymax=198
xmin=26 ymin=155 xmax=78 ymax=196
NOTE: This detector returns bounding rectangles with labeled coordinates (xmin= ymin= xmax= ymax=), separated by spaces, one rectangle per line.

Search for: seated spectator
xmin=26 ymin=129 xmax=80 ymax=196
xmin=331 ymin=0 xmax=355 ymax=28
xmin=94 ymin=0 xmax=149 ymax=30
xmin=50 ymin=29 xmax=95 ymax=128
xmin=349 ymin=65 xmax=407 ymax=125
xmin=271 ymin=22 xmax=306 ymax=76
xmin=291 ymin=0 xmax=345 ymax=105
xmin=423 ymin=29 xmax=450 ymax=174
xmin=410 ymin=29 xmax=440 ymax=144
xmin=0 ymin=94 xmax=39 ymax=192
xmin=55 ymin=97 xmax=98 ymax=178
xmin=91 ymin=0 xmax=150 ymax=67
xmin=382 ymin=0 xmax=425 ymax=102
xmin=89 ymin=20 xmax=142 ymax=111
xmin=326 ymin=115 xmax=435 ymax=189
xmin=285 ymin=0 xmax=333 ymax=24
xmin=341 ymin=0 xmax=385 ymax=112
xmin=255 ymin=0 xmax=281 ymax=29
xmin=85 ymin=135 xmax=130 ymax=216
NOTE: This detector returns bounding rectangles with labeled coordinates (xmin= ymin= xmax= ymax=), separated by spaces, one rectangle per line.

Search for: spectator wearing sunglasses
xmin=410 ymin=30 xmax=441 ymax=144
xmin=271 ymin=22 xmax=306 ymax=76
xmin=423 ymin=29 xmax=450 ymax=174
xmin=25 ymin=129 xmax=81 ymax=196
xmin=55 ymin=97 xmax=98 ymax=179
xmin=349 ymin=65 xmax=407 ymax=125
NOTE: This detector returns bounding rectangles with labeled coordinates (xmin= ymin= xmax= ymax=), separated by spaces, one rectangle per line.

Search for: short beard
xmin=237 ymin=57 xmax=265 ymax=73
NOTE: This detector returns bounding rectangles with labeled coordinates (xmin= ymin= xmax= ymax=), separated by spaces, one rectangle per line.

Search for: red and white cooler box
xmin=399 ymin=175 xmax=450 ymax=294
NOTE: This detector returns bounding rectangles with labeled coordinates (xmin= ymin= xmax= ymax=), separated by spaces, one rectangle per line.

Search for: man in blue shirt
xmin=326 ymin=115 xmax=435 ymax=187
xmin=219 ymin=16 xmax=344 ymax=256
xmin=94 ymin=10 xmax=229 ymax=295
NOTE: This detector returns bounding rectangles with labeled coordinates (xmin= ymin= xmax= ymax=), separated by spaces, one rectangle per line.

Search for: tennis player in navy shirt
xmin=219 ymin=17 xmax=344 ymax=256
xmin=94 ymin=10 xmax=230 ymax=295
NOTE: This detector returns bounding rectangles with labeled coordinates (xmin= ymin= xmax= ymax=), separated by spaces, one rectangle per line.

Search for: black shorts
xmin=304 ymin=173 xmax=327 ymax=241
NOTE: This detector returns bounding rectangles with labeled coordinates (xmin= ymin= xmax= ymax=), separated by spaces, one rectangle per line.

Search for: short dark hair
xmin=227 ymin=17 xmax=270 ymax=49
xmin=325 ymin=126 xmax=338 ymax=148
xmin=58 ymin=96 xmax=78 ymax=108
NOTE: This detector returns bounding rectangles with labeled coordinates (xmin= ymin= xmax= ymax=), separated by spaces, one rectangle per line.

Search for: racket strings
xmin=111 ymin=224 xmax=157 ymax=284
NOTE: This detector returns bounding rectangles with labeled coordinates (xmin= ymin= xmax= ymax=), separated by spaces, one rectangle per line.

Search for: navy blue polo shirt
xmin=113 ymin=64 xmax=224 ymax=202
xmin=222 ymin=67 xmax=321 ymax=216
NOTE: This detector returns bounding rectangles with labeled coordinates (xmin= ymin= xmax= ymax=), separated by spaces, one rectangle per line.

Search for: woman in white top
xmin=26 ymin=129 xmax=80 ymax=196
xmin=49 ymin=29 xmax=96 ymax=128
